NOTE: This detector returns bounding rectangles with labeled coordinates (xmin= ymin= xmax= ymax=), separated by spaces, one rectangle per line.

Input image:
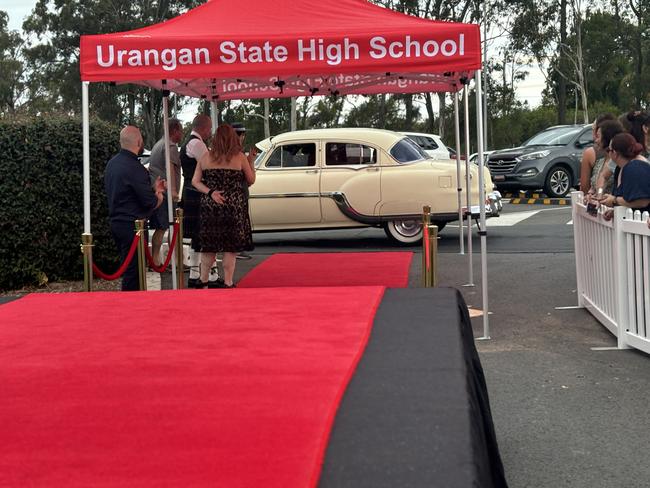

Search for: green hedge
xmin=0 ymin=117 xmax=122 ymax=290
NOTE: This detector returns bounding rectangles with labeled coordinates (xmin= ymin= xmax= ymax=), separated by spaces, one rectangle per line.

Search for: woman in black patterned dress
xmin=192 ymin=125 xmax=255 ymax=288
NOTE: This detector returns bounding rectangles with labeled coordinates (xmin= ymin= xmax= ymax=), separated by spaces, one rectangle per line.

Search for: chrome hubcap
xmin=394 ymin=220 xmax=422 ymax=237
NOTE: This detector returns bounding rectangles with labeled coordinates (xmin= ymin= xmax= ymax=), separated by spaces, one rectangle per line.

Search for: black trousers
xmin=110 ymin=220 xmax=145 ymax=291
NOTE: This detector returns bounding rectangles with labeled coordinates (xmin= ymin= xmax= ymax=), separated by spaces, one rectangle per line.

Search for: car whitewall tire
xmin=384 ymin=220 xmax=423 ymax=245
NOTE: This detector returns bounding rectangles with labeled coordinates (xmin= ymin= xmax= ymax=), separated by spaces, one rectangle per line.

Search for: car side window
xmin=410 ymin=136 xmax=425 ymax=148
xmin=577 ymin=130 xmax=593 ymax=146
xmin=391 ymin=138 xmax=427 ymax=163
xmin=325 ymin=143 xmax=377 ymax=166
xmin=422 ymin=137 xmax=439 ymax=150
xmin=266 ymin=143 xmax=316 ymax=168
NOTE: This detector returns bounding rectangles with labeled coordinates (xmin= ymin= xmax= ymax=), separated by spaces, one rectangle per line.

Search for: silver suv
xmin=487 ymin=125 xmax=593 ymax=197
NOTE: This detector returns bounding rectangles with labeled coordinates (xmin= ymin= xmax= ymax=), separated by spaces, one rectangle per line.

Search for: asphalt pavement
xmin=2 ymin=202 xmax=648 ymax=487
xmin=247 ymin=202 xmax=650 ymax=488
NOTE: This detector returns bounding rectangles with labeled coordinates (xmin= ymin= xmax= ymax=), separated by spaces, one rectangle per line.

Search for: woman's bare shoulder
xmin=198 ymin=151 xmax=215 ymax=166
xmin=582 ymin=146 xmax=596 ymax=162
xmin=235 ymin=152 xmax=249 ymax=167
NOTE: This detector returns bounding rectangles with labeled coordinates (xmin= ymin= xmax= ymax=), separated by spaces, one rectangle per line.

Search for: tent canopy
xmin=80 ymin=0 xmax=480 ymax=100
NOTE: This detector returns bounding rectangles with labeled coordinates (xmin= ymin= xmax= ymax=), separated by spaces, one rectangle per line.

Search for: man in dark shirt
xmin=105 ymin=126 xmax=164 ymax=290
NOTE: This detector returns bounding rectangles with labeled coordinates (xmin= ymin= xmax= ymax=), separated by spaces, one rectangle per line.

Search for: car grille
xmin=487 ymin=157 xmax=518 ymax=175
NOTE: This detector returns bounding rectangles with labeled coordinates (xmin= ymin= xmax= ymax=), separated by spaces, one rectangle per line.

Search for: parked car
xmin=469 ymin=150 xmax=495 ymax=165
xmin=399 ymin=135 xmax=496 ymax=197
xmin=400 ymin=132 xmax=452 ymax=160
xmin=486 ymin=125 xmax=593 ymax=197
xmin=447 ymin=147 xmax=466 ymax=161
xmin=251 ymin=128 xmax=502 ymax=244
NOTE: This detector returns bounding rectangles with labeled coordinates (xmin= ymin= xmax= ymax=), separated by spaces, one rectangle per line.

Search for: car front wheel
xmin=384 ymin=220 xmax=423 ymax=245
xmin=544 ymin=166 xmax=572 ymax=197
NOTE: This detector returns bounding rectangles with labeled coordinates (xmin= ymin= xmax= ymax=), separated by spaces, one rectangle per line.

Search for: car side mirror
xmin=575 ymin=140 xmax=592 ymax=149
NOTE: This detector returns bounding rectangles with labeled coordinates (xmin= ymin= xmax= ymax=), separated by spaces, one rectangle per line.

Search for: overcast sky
xmin=3 ymin=1 xmax=545 ymax=108
xmin=4 ymin=0 xmax=32 ymax=31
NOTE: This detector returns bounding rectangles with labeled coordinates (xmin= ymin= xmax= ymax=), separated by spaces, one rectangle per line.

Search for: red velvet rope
xmin=92 ymin=232 xmax=141 ymax=281
xmin=144 ymin=222 xmax=180 ymax=273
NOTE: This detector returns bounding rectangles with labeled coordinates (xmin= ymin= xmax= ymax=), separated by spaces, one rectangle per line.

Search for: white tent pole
xmin=482 ymin=17 xmax=489 ymax=146
xmin=162 ymin=83 xmax=178 ymax=289
xmin=475 ymin=71 xmax=490 ymax=340
xmin=82 ymin=82 xmax=91 ymax=235
xmin=453 ymin=91 xmax=464 ymax=254
xmin=463 ymin=86 xmax=474 ymax=287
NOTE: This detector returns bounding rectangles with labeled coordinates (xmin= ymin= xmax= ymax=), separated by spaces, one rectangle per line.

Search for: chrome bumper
xmin=463 ymin=191 xmax=503 ymax=218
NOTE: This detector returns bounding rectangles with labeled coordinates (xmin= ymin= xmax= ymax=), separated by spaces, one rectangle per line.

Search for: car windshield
xmin=390 ymin=138 xmax=428 ymax=163
xmin=254 ymin=150 xmax=266 ymax=168
xmin=524 ymin=127 xmax=583 ymax=146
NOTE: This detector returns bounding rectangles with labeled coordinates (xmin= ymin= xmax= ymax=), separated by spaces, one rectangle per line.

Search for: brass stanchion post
xmin=175 ymin=208 xmax=184 ymax=290
xmin=429 ymin=224 xmax=439 ymax=287
xmin=135 ymin=219 xmax=147 ymax=291
xmin=81 ymin=233 xmax=94 ymax=292
xmin=422 ymin=206 xmax=432 ymax=287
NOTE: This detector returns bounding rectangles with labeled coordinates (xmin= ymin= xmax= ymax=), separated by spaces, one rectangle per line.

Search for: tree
xmin=509 ymin=1 xmax=564 ymax=113
xmin=344 ymin=95 xmax=402 ymax=128
xmin=554 ymin=0 xmax=589 ymax=123
xmin=21 ymin=0 xmax=202 ymax=143
xmin=624 ymin=0 xmax=650 ymax=109
xmin=307 ymin=96 xmax=346 ymax=128
xmin=579 ymin=10 xmax=631 ymax=109
xmin=0 ymin=11 xmax=25 ymax=116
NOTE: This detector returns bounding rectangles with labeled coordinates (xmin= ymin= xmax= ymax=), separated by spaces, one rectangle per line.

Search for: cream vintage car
xmin=250 ymin=128 xmax=501 ymax=244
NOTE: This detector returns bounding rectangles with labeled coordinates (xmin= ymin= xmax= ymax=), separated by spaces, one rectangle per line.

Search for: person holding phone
xmin=599 ymin=133 xmax=650 ymax=217
xmin=105 ymin=126 xmax=165 ymax=291
xmin=148 ymin=118 xmax=183 ymax=267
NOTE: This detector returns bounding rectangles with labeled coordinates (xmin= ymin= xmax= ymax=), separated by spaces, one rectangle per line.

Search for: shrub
xmin=0 ymin=117 xmax=121 ymax=290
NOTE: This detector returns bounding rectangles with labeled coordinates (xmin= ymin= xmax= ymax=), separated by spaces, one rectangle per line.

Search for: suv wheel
xmin=544 ymin=166 xmax=572 ymax=198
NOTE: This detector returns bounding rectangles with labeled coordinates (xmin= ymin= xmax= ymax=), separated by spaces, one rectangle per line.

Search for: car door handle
xmin=305 ymin=169 xmax=319 ymax=174
xmin=366 ymin=167 xmax=380 ymax=172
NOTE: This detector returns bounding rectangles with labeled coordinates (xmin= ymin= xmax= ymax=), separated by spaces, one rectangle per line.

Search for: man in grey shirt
xmin=148 ymin=118 xmax=183 ymax=267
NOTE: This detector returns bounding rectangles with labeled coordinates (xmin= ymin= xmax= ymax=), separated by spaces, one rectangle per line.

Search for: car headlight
xmin=517 ymin=150 xmax=551 ymax=161
xmin=519 ymin=168 xmax=539 ymax=177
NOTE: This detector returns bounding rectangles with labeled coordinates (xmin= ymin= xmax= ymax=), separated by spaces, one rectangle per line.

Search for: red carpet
xmin=238 ymin=252 xmax=413 ymax=288
xmin=0 ymin=287 xmax=384 ymax=487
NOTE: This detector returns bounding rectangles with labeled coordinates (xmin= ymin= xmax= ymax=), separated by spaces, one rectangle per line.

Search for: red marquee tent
xmin=78 ymin=0 xmax=491 ymax=336
xmin=80 ymin=0 xmax=481 ymax=99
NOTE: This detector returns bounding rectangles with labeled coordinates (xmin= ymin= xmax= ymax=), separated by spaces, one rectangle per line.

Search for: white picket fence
xmin=572 ymin=192 xmax=650 ymax=354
